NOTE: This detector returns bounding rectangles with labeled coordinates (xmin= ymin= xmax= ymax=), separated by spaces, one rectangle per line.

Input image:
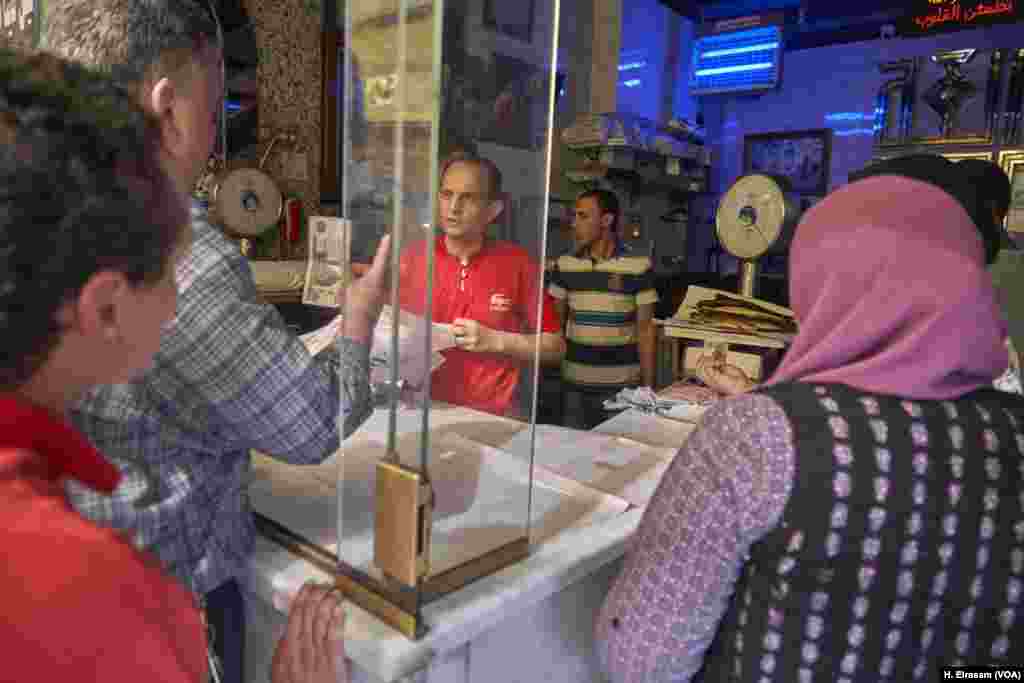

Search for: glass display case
xmin=254 ymin=0 xmax=563 ymax=639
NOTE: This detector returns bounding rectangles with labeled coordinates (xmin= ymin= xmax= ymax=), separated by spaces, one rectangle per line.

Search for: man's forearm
xmin=495 ymin=330 xmax=566 ymax=365
xmin=341 ymin=304 xmax=377 ymax=345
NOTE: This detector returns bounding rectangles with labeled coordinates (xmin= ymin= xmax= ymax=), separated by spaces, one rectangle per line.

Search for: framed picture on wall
xmin=1000 ymin=150 xmax=1024 ymax=234
xmin=743 ymin=129 xmax=832 ymax=195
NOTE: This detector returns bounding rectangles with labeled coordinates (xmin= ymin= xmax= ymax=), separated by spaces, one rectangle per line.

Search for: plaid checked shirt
xmin=66 ymin=201 xmax=372 ymax=596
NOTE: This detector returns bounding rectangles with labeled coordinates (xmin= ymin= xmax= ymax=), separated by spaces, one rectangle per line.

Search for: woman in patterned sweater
xmin=597 ymin=157 xmax=1024 ymax=682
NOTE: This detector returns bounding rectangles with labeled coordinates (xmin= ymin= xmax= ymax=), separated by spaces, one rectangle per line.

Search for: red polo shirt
xmin=0 ymin=395 xmax=207 ymax=682
xmin=399 ymin=235 xmax=560 ymax=416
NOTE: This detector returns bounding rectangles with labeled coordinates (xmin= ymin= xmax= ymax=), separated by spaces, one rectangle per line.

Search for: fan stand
xmin=738 ymin=259 xmax=760 ymax=299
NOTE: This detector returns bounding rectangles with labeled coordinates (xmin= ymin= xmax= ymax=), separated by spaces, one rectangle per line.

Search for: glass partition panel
xmin=335 ymin=0 xmax=561 ymax=638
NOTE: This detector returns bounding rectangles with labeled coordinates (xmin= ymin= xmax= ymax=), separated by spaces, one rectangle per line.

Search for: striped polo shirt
xmin=548 ymin=245 xmax=658 ymax=390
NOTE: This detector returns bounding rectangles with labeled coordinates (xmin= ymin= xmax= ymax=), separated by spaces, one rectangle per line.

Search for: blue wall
xmin=616 ymin=0 xmax=670 ymax=120
xmin=688 ymin=21 xmax=1024 ymax=271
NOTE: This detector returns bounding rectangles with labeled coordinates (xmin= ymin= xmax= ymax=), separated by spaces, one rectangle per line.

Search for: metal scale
xmin=207 ymin=166 xmax=284 ymax=255
xmin=661 ymin=174 xmax=800 ymax=384
xmin=715 ymin=173 xmax=799 ymax=298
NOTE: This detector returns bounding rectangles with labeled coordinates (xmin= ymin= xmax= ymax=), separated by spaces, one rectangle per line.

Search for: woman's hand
xmin=695 ymin=353 xmax=756 ymax=396
xmin=271 ymin=582 xmax=349 ymax=683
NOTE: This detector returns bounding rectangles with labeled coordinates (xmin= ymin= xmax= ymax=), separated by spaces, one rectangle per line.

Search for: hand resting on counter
xmin=271 ymin=581 xmax=350 ymax=683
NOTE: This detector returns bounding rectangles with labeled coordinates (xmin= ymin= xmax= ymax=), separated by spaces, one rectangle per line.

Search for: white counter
xmin=245 ymin=405 xmax=693 ymax=683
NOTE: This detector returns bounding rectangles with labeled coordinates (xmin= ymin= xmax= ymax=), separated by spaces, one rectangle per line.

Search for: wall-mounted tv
xmin=689 ymin=14 xmax=784 ymax=96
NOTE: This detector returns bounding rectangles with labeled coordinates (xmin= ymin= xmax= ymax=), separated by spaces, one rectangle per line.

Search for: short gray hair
xmin=42 ymin=0 xmax=220 ymax=92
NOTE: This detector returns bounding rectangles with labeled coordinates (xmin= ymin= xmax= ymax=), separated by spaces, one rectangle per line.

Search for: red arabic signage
xmin=902 ymin=0 xmax=1021 ymax=35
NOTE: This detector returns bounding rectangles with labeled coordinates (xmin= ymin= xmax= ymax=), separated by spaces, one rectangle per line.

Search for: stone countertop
xmin=247 ymin=405 xmax=691 ymax=682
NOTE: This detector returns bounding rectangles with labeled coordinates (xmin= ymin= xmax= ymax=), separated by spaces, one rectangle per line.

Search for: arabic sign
xmin=902 ymin=0 xmax=1021 ymax=35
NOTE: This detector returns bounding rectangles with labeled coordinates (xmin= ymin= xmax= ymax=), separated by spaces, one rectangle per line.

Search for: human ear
xmin=149 ymin=77 xmax=184 ymax=161
xmin=71 ymin=271 xmax=130 ymax=344
xmin=486 ymin=198 xmax=506 ymax=224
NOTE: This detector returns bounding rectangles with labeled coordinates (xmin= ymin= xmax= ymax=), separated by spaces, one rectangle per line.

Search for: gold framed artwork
xmin=1000 ymin=150 xmax=1024 ymax=233
xmin=743 ymin=129 xmax=832 ymax=195
xmin=942 ymin=151 xmax=994 ymax=163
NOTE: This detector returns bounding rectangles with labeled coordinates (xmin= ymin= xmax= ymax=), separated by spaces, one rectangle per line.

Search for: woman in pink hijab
xmin=596 ymin=158 xmax=1023 ymax=683
xmin=699 ymin=154 xmax=1010 ymax=395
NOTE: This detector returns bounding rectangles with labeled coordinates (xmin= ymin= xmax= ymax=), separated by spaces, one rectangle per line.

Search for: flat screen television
xmin=689 ymin=16 xmax=783 ymax=96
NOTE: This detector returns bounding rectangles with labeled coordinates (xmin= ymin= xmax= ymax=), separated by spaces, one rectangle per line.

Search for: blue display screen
xmin=689 ymin=25 xmax=782 ymax=96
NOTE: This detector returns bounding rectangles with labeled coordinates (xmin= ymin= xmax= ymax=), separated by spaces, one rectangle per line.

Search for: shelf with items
xmin=872 ymin=48 xmax=1024 ymax=160
xmin=560 ymin=112 xmax=711 ymax=197
xmin=564 ymin=146 xmax=709 ymax=194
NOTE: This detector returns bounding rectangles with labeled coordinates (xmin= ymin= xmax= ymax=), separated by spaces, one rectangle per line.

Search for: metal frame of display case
xmin=255 ymin=513 xmax=530 ymax=638
xmin=256 ymin=0 xmax=562 ymax=640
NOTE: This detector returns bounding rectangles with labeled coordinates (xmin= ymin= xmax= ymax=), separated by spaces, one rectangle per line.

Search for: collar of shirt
xmin=0 ymin=394 xmax=120 ymax=492
xmin=436 ymin=233 xmax=495 ymax=267
xmin=574 ymin=238 xmax=626 ymax=262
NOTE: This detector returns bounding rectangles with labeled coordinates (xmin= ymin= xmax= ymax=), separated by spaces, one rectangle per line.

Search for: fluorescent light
xmin=695 ymin=62 xmax=774 ymax=77
xmin=834 ymin=127 xmax=875 ymax=137
xmin=700 ymin=42 xmax=779 ymax=59
xmin=825 ymin=112 xmax=873 ymax=122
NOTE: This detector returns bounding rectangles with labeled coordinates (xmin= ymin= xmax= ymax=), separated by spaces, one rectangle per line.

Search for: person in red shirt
xmin=0 ymin=49 xmax=358 ymax=683
xmin=398 ymin=153 xmax=565 ymax=416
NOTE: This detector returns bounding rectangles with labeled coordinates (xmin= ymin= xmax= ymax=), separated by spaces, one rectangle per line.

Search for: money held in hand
xmin=302 ymin=216 xmax=351 ymax=308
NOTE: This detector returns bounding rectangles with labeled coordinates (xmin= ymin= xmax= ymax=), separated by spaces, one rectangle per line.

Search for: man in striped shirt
xmin=549 ymin=189 xmax=658 ymax=429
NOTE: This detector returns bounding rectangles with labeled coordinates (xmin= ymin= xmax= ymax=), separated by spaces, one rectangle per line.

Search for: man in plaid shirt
xmin=43 ymin=2 xmax=389 ymax=681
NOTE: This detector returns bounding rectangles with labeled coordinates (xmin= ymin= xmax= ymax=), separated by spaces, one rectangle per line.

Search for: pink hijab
xmin=764 ymin=175 xmax=1008 ymax=399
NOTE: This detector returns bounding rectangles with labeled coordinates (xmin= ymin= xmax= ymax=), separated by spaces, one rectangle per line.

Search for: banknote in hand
xmin=302 ymin=216 xmax=351 ymax=308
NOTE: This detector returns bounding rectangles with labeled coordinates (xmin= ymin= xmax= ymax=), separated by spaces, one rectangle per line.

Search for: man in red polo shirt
xmin=398 ymin=153 xmax=565 ymax=416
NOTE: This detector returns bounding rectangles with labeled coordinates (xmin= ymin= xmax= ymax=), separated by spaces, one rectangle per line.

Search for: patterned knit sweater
xmin=597 ymin=382 xmax=1024 ymax=683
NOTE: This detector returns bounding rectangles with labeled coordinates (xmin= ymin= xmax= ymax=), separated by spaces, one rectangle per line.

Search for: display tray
xmin=497 ymin=425 xmax=677 ymax=507
xmin=251 ymin=435 xmax=628 ymax=569
xmin=594 ymin=408 xmax=698 ymax=450
xmin=250 ymin=408 xmax=631 ymax=636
